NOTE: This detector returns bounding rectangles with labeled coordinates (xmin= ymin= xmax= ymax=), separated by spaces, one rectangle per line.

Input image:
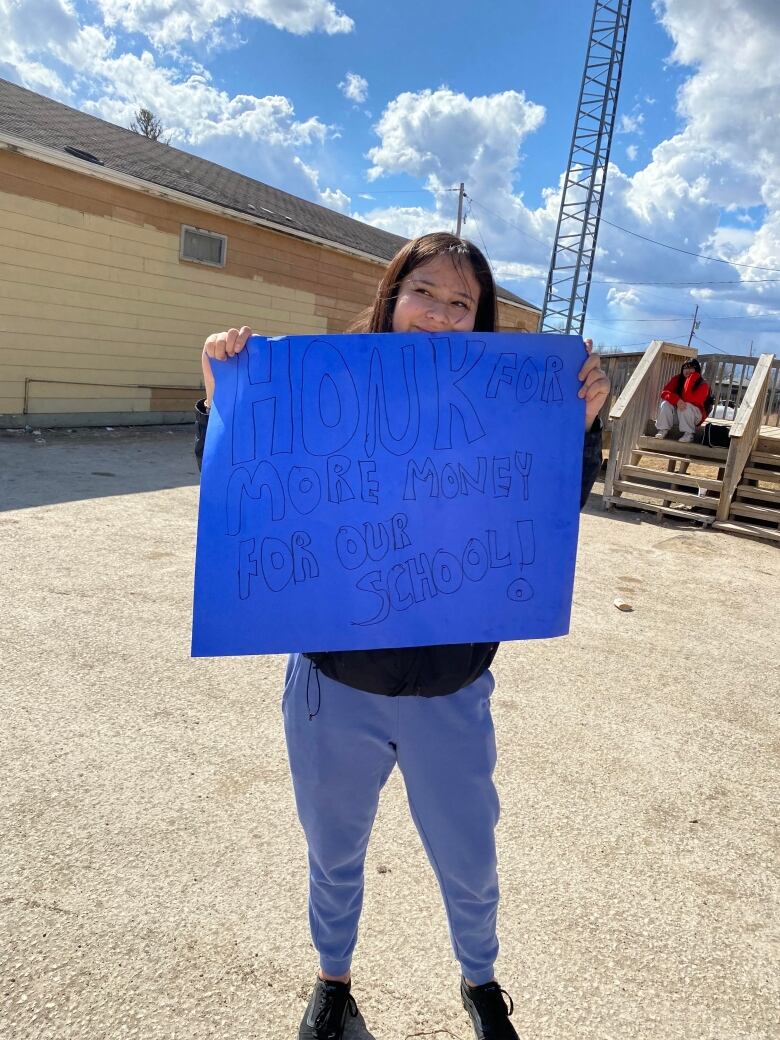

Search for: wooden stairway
xmin=713 ymin=433 xmax=780 ymax=543
xmin=610 ymin=435 xmax=728 ymax=525
xmin=604 ymin=345 xmax=779 ymax=542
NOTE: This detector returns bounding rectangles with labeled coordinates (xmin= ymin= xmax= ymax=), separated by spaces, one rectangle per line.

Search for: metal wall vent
xmin=63 ymin=146 xmax=104 ymax=165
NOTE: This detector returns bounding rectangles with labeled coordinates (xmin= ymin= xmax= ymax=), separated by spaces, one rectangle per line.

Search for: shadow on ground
xmin=346 ymin=1011 xmax=378 ymax=1039
xmin=581 ymin=480 xmax=716 ymax=532
xmin=1 ymin=428 xmax=715 ymax=544
xmin=0 ymin=426 xmax=200 ymax=511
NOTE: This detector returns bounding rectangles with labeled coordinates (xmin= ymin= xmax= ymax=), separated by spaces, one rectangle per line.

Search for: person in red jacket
xmin=655 ymin=358 xmax=711 ymax=443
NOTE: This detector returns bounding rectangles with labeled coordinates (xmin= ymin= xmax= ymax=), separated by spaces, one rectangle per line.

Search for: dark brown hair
xmin=348 ymin=232 xmax=497 ymax=334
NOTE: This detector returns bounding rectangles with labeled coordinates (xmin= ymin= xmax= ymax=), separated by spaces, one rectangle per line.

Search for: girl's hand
xmin=204 ymin=326 xmax=254 ymax=361
xmin=578 ymin=338 xmax=610 ymax=431
xmin=201 ymin=326 xmax=253 ymax=407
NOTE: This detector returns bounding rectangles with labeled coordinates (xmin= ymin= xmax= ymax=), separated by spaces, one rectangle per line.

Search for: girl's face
xmin=391 ymin=254 xmax=481 ymax=334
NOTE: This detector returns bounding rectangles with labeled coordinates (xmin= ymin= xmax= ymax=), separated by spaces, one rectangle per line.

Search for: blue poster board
xmin=192 ymin=332 xmax=585 ymax=656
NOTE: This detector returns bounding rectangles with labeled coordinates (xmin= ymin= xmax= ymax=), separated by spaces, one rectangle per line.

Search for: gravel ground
xmin=1 ymin=426 xmax=778 ymax=1040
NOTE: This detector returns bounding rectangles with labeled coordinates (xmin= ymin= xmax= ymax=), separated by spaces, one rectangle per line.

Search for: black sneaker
xmin=460 ymin=977 xmax=519 ymax=1039
xmin=298 ymin=976 xmax=358 ymax=1040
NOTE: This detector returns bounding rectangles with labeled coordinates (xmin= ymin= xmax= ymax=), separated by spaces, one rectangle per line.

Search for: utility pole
xmin=455 ymin=183 xmax=465 ymax=236
xmin=749 ymin=340 xmax=754 ymax=357
xmin=687 ymin=304 xmax=700 ymax=347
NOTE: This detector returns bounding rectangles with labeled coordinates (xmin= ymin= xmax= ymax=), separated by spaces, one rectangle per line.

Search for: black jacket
xmin=195 ymin=400 xmax=602 ymax=697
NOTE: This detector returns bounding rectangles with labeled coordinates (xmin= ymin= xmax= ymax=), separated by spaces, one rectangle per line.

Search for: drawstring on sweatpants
xmin=306 ymin=658 xmax=322 ymax=720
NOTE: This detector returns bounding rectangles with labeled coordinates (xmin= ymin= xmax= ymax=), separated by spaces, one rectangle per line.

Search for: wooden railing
xmin=603 ymin=340 xmax=696 ymax=500
xmin=716 ymin=353 xmax=776 ymax=522
xmin=597 ymin=350 xmax=780 ymax=430
xmin=700 ymin=353 xmax=780 ymax=427
xmin=597 ymin=351 xmax=643 ymax=429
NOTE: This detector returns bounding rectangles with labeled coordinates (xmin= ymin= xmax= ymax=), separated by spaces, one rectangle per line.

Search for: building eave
xmin=0 ymin=131 xmax=389 ymax=268
xmin=0 ymin=131 xmax=539 ymax=315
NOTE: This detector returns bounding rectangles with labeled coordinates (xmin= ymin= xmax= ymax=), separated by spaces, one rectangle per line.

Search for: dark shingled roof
xmin=0 ymin=78 xmax=539 ymax=312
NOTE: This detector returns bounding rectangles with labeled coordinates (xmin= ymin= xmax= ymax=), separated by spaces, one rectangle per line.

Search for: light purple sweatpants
xmin=282 ymin=653 xmax=500 ymax=984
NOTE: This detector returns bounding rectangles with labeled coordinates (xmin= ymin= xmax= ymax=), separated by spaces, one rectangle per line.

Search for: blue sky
xmin=2 ymin=0 xmax=780 ymax=355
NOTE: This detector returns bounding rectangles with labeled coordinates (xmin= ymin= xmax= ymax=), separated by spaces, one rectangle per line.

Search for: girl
xmin=655 ymin=358 xmax=711 ymax=443
xmin=195 ymin=233 xmax=609 ymax=1040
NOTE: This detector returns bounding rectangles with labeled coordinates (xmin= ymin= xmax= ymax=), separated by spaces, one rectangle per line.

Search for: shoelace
xmin=471 ymin=982 xmax=514 ymax=1027
xmin=313 ymin=986 xmax=358 ymax=1034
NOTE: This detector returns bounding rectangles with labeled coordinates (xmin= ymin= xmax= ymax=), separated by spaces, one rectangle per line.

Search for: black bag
xmin=701 ymin=422 xmax=730 ymax=448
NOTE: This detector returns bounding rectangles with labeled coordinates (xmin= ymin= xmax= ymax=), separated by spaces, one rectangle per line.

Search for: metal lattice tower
xmin=540 ymin=0 xmax=632 ymax=335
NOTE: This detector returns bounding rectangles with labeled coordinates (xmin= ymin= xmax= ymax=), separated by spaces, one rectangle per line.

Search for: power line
xmin=592 ymin=276 xmax=780 ymax=286
xmin=467 ymin=196 xmax=550 ymax=249
xmin=359 ymin=189 xmax=780 ymax=285
xmin=362 ymin=188 xmax=780 ymax=325
xmin=604 ymin=283 xmax=703 ymax=310
xmin=598 ymin=341 xmax=653 ymax=349
xmin=693 ymin=333 xmax=729 ymax=354
xmin=601 ymin=218 xmax=780 ymax=273
xmin=356 ymin=187 xmax=461 ymax=195
xmin=376 ymin=189 xmax=780 ymax=290
xmin=690 ymin=312 xmax=780 ymax=321
xmin=593 ymin=280 xmax=780 ymax=326
xmin=464 ymin=198 xmax=780 ymax=292
xmin=621 ymin=290 xmax=780 ymax=321
xmin=465 ymin=200 xmax=496 ymax=273
xmin=359 ymin=189 xmax=430 ymax=195
xmin=585 ymin=316 xmax=691 ymax=323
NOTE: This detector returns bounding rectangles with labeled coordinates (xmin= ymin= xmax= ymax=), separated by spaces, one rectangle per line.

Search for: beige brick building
xmin=0 ymin=80 xmax=540 ymax=427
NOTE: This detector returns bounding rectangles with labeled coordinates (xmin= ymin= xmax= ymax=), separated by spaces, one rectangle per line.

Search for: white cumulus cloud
xmin=367 ymin=87 xmax=545 ymax=188
xmin=606 ymin=286 xmax=642 ymax=308
xmin=617 ymin=112 xmax=644 ymax=134
xmin=73 ymin=50 xmax=329 ymax=152
xmin=294 ymin=157 xmax=352 ymax=213
xmin=354 ymin=3 xmax=780 ymax=350
xmin=338 ymin=72 xmax=368 ymax=104
xmin=358 ymin=205 xmax=448 ymax=242
xmin=358 ymin=86 xmax=552 ymax=279
xmin=3 ymin=0 xmax=780 ymax=352
xmin=93 ymin=0 xmax=354 ymax=48
xmin=0 ymin=0 xmax=112 ymax=97
xmin=0 ymin=0 xmax=352 ymax=206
